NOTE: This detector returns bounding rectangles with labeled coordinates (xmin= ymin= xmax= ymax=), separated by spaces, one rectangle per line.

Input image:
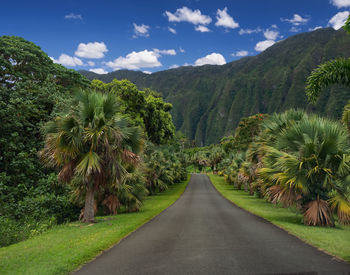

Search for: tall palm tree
xmin=40 ymin=90 xmax=142 ymax=222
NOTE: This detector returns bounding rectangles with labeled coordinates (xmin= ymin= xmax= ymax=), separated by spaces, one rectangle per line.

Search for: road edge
xmin=207 ymin=173 xmax=350 ymax=265
xmin=72 ymin=175 xmax=192 ymax=274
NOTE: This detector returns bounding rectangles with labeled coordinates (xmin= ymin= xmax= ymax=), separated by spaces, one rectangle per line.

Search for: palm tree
xmin=306 ymin=16 xmax=350 ymax=105
xmin=40 ymin=90 xmax=142 ymax=222
xmin=260 ymin=116 xmax=350 ymax=226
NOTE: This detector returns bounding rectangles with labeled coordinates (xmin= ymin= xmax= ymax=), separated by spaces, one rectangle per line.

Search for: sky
xmin=1 ymin=0 xmax=350 ymax=74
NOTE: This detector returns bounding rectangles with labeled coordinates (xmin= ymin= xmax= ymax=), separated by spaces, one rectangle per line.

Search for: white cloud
xmin=65 ymin=13 xmax=82 ymax=20
xmin=195 ymin=25 xmax=210 ymax=32
xmin=169 ymin=64 xmax=179 ymax=69
xmin=133 ymin=23 xmax=150 ymax=38
xmin=75 ymin=42 xmax=108 ymax=59
xmin=281 ymin=14 xmax=309 ymax=26
xmin=52 ymin=54 xmax=83 ymax=67
xmin=309 ymin=26 xmax=323 ymax=31
xmin=153 ymin=48 xmax=176 ymax=56
xmin=179 ymin=47 xmax=185 ymax=53
xmin=263 ymin=29 xmax=279 ymax=40
xmin=255 ymin=40 xmax=275 ymax=52
xmin=51 ymin=55 xmax=82 ymax=67
xmin=239 ymin=27 xmax=262 ymax=35
xmin=143 ymin=71 xmax=152 ymax=74
xmin=215 ymin=7 xmax=239 ymax=29
xmin=168 ymin=27 xmax=177 ymax=34
xmin=105 ymin=50 xmax=162 ymax=70
xmin=271 ymin=24 xmax=278 ymax=29
xmin=290 ymin=26 xmax=301 ymax=32
xmin=330 ymin=0 xmax=350 ymax=8
xmin=89 ymin=68 xmax=108 ymax=74
xmin=329 ymin=11 xmax=350 ymax=30
xmin=87 ymin=61 xmax=95 ymax=66
xmin=232 ymin=50 xmax=249 ymax=57
xmin=194 ymin=53 xmax=226 ymax=66
xmin=164 ymin=6 xmax=212 ymax=25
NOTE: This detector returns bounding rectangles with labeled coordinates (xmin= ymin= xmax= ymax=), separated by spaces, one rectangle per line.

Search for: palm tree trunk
xmin=83 ymin=184 xmax=95 ymax=223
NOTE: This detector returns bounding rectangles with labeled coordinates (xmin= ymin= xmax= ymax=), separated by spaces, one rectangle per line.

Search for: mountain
xmin=80 ymin=28 xmax=350 ymax=145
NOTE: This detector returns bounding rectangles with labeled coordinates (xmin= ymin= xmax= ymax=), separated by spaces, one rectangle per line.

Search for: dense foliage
xmin=0 ymin=36 xmax=183 ymax=246
xmin=81 ymin=28 xmax=350 ymax=145
xmin=0 ymin=36 xmax=89 ymax=246
xmin=192 ymin=110 xmax=350 ymax=226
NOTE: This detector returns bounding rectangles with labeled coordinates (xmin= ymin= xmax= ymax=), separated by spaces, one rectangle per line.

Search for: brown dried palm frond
xmin=122 ymin=149 xmax=141 ymax=166
xmin=266 ymin=185 xmax=301 ymax=207
xmin=58 ymin=160 xmax=76 ymax=183
xmin=303 ymin=199 xmax=334 ymax=227
xmin=102 ymin=194 xmax=120 ymax=215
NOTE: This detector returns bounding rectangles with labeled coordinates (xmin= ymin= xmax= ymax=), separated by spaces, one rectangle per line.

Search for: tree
xmin=305 ymin=16 xmax=350 ymax=103
xmin=40 ymin=90 xmax=142 ymax=222
xmin=0 ymin=36 xmax=89 ymax=89
xmin=91 ymin=79 xmax=175 ymax=144
xmin=0 ymin=36 xmax=89 ymax=242
xmin=260 ymin=115 xmax=350 ymax=226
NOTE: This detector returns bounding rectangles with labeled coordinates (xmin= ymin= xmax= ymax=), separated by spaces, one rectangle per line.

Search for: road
xmin=75 ymin=174 xmax=350 ymax=275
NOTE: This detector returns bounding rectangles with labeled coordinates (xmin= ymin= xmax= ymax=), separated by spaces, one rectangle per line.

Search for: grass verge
xmin=0 ymin=177 xmax=189 ymax=275
xmin=209 ymin=174 xmax=350 ymax=262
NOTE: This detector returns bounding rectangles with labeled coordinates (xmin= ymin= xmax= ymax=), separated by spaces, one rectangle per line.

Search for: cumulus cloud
xmin=281 ymin=14 xmax=309 ymax=25
xmin=330 ymin=0 xmax=350 ymax=8
xmin=194 ymin=53 xmax=226 ymax=66
xmin=89 ymin=68 xmax=108 ymax=74
xmin=105 ymin=50 xmax=162 ymax=70
xmin=75 ymin=42 xmax=108 ymax=59
xmin=263 ymin=29 xmax=279 ymax=40
xmin=51 ymin=54 xmax=83 ymax=67
xmin=143 ymin=71 xmax=152 ymax=74
xmin=255 ymin=40 xmax=275 ymax=52
xmin=87 ymin=61 xmax=95 ymax=66
xmin=133 ymin=23 xmax=150 ymax=38
xmin=179 ymin=47 xmax=185 ymax=53
xmin=215 ymin=7 xmax=239 ymax=29
xmin=168 ymin=27 xmax=177 ymax=34
xmin=65 ymin=13 xmax=82 ymax=20
xmin=239 ymin=27 xmax=262 ymax=35
xmin=195 ymin=25 xmax=210 ymax=32
xmin=169 ymin=64 xmax=179 ymax=69
xmin=329 ymin=11 xmax=350 ymax=30
xmin=164 ymin=6 xmax=212 ymax=25
xmin=153 ymin=48 xmax=176 ymax=56
xmin=232 ymin=50 xmax=249 ymax=57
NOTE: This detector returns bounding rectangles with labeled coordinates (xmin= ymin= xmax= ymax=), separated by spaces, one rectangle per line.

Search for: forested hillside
xmin=81 ymin=28 xmax=350 ymax=145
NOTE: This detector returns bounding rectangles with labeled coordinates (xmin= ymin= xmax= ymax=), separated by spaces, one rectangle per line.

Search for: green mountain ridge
xmin=80 ymin=28 xmax=350 ymax=145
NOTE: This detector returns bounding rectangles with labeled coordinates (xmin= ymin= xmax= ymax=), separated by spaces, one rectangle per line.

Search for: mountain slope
xmin=80 ymin=28 xmax=350 ymax=145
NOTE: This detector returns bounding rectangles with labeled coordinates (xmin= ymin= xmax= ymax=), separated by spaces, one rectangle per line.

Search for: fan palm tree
xmin=40 ymin=90 xmax=142 ymax=222
xmin=260 ymin=116 xmax=350 ymax=226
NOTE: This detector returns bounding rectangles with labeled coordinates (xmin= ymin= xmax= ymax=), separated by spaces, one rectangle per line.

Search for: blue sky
xmin=1 ymin=0 xmax=350 ymax=74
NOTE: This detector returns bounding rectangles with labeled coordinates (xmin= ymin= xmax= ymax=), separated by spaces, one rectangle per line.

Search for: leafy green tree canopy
xmin=91 ymin=79 xmax=175 ymax=144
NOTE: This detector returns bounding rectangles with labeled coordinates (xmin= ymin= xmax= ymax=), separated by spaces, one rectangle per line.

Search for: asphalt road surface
xmin=75 ymin=174 xmax=350 ymax=275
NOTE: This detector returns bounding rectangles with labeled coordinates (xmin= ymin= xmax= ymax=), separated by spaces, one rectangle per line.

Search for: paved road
xmin=75 ymin=174 xmax=350 ymax=275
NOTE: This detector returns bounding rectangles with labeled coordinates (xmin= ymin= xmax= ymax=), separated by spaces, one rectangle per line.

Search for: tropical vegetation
xmin=0 ymin=36 xmax=187 ymax=247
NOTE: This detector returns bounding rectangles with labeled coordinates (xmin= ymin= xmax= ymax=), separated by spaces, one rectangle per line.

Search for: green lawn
xmin=0 ymin=177 xmax=189 ymax=275
xmin=209 ymin=174 xmax=350 ymax=262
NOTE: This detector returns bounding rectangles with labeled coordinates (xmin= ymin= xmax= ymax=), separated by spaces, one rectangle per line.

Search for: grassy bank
xmin=209 ymin=174 xmax=350 ymax=262
xmin=0 ymin=177 xmax=189 ymax=275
